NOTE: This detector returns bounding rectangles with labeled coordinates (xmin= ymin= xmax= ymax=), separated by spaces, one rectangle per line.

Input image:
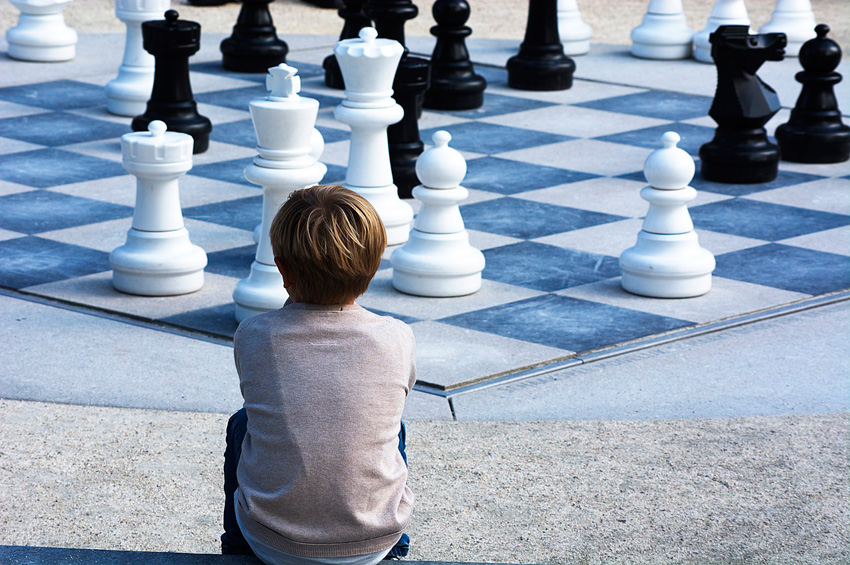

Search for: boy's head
xmin=270 ymin=185 xmax=386 ymax=305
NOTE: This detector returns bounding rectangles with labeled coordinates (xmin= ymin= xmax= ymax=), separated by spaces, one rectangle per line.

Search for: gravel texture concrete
xmin=1 ymin=399 xmax=847 ymax=564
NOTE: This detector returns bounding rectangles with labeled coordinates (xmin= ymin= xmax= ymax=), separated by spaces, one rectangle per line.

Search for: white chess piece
xmin=106 ymin=0 xmax=170 ymax=116
xmin=693 ymin=0 xmax=751 ymax=63
xmin=233 ymin=64 xmax=327 ymax=322
xmin=6 ymin=0 xmax=77 ymax=62
xmin=619 ymin=132 xmax=715 ymax=298
xmin=391 ymin=131 xmax=485 ymax=297
xmin=631 ymin=0 xmax=694 ymax=60
xmin=333 ymin=27 xmax=414 ymax=246
xmin=759 ymin=0 xmax=816 ymax=57
xmin=557 ymin=0 xmax=592 ymax=56
xmin=111 ymin=120 xmax=207 ymax=296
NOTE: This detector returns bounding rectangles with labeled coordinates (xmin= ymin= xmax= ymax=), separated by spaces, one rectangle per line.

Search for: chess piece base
xmin=221 ymin=37 xmax=288 ymax=73
xmin=507 ymin=50 xmax=575 ymax=91
xmin=423 ymin=76 xmax=486 ymax=110
xmin=391 ymin=231 xmax=484 ymax=297
xmin=620 ymin=231 xmax=715 ymax=298
xmin=106 ymin=66 xmax=155 ymax=117
xmin=233 ymin=261 xmax=287 ymax=323
xmin=775 ymin=123 xmax=850 ymax=163
xmin=6 ymin=13 xmax=77 ymax=62
xmin=699 ymin=128 xmax=779 ymax=183
xmin=631 ymin=14 xmax=694 ymax=60
xmin=110 ymin=227 xmax=207 ymax=296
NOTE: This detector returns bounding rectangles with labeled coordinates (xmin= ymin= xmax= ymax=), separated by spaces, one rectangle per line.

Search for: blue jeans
xmin=221 ymin=408 xmax=410 ymax=558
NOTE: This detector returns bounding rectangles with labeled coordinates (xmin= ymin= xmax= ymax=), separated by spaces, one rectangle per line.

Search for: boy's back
xmin=234 ymin=301 xmax=416 ymax=558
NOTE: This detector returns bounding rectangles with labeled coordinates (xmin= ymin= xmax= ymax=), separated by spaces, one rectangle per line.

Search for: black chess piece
xmin=323 ymin=0 xmax=371 ymax=89
xmin=507 ymin=0 xmax=574 ymax=91
xmin=187 ymin=0 xmax=233 ymax=5
xmin=132 ymin=10 xmax=212 ymax=154
xmin=776 ymin=24 xmax=850 ymax=164
xmin=423 ymin=0 xmax=486 ymax=110
xmin=366 ymin=0 xmax=431 ymax=198
xmin=699 ymin=25 xmax=787 ymax=184
xmin=220 ymin=0 xmax=288 ymax=73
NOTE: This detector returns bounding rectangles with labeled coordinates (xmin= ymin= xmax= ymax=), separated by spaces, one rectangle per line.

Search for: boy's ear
xmin=274 ymin=257 xmax=295 ymax=290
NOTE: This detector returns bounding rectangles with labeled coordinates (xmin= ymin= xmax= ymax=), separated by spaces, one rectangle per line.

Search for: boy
xmin=222 ymin=185 xmax=416 ymax=565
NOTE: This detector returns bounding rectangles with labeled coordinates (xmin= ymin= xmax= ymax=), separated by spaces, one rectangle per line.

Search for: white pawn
xmin=106 ymin=0 xmax=170 ymax=116
xmin=557 ymin=0 xmax=592 ymax=56
xmin=619 ymin=132 xmax=715 ymax=298
xmin=6 ymin=0 xmax=77 ymax=62
xmin=233 ymin=64 xmax=326 ymax=323
xmin=759 ymin=0 xmax=816 ymax=57
xmin=111 ymin=120 xmax=207 ymax=296
xmin=693 ymin=0 xmax=751 ymax=63
xmin=391 ymin=131 xmax=485 ymax=297
xmin=631 ymin=0 xmax=694 ymax=60
xmin=333 ymin=27 xmax=414 ymax=246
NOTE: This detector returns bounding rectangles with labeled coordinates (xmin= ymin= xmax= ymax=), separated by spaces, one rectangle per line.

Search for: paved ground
xmin=1 ymin=1 xmax=849 ymax=564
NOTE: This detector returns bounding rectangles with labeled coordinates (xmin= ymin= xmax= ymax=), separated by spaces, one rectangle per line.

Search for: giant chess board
xmin=1 ymin=34 xmax=848 ymax=392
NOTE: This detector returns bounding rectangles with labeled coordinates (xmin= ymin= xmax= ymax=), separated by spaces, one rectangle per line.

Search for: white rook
xmin=106 ymin=0 xmax=171 ymax=116
xmin=619 ymin=132 xmax=715 ymax=298
xmin=6 ymin=0 xmax=77 ymax=62
xmin=111 ymin=120 xmax=207 ymax=295
xmin=333 ymin=27 xmax=414 ymax=246
xmin=391 ymin=131 xmax=485 ymax=297
xmin=233 ymin=64 xmax=327 ymax=323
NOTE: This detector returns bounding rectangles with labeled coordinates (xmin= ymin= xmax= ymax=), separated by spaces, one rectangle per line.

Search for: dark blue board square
xmin=461 ymin=197 xmax=625 ymax=239
xmin=596 ymin=123 xmax=715 ymax=156
xmin=160 ymin=303 xmax=239 ymax=339
xmin=0 ymin=80 xmax=106 ymax=110
xmin=439 ymin=294 xmax=691 ymax=352
xmin=689 ymin=199 xmax=850 ymax=241
xmin=362 ymin=307 xmax=421 ymax=325
xmin=442 ymin=92 xmax=556 ymax=119
xmin=316 ymin=125 xmax=349 ymax=144
xmin=210 ymin=119 xmax=256 ymax=148
xmin=421 ymin=122 xmax=573 ymax=155
xmin=0 ymin=190 xmax=132 ymax=234
xmin=0 ymin=148 xmax=126 ymax=188
xmin=195 ymin=85 xmax=267 ymax=111
xmin=184 ymin=195 xmax=263 ymax=231
xmin=0 ymin=236 xmax=110 ymax=289
xmin=464 ymin=156 xmax=597 ymax=195
xmin=714 ymin=243 xmax=850 ymax=295
xmin=474 ymin=65 xmax=508 ymax=88
xmin=298 ymin=90 xmax=345 ymax=111
xmin=692 ymin=163 xmax=826 ymax=196
xmin=320 ymin=163 xmax=347 ymax=184
xmin=189 ymin=157 xmax=257 ymax=186
xmin=576 ymin=91 xmax=712 ymax=121
xmin=204 ymin=245 xmax=257 ymax=279
xmin=0 ymin=112 xmax=129 ymax=146
xmin=482 ymin=241 xmax=621 ymax=291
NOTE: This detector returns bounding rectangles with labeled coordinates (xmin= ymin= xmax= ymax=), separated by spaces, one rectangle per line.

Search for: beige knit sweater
xmin=233 ymin=302 xmax=417 ymax=558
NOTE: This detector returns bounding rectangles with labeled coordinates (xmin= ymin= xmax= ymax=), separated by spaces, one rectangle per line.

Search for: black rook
xmin=132 ymin=10 xmax=212 ymax=154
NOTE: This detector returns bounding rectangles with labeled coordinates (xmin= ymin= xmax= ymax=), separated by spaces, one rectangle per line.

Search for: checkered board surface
xmin=1 ymin=48 xmax=849 ymax=390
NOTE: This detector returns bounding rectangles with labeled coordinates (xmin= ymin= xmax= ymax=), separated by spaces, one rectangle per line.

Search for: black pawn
xmin=220 ymin=0 xmax=288 ymax=73
xmin=366 ymin=0 xmax=431 ymax=198
xmin=132 ymin=10 xmax=212 ymax=154
xmin=324 ymin=0 xmax=371 ymax=89
xmin=776 ymin=24 xmax=850 ymax=164
xmin=699 ymin=25 xmax=786 ymax=184
xmin=507 ymin=0 xmax=574 ymax=91
xmin=423 ymin=0 xmax=486 ymax=110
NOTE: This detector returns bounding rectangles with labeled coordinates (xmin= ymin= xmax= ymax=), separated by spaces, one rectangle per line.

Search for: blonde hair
xmin=270 ymin=185 xmax=386 ymax=304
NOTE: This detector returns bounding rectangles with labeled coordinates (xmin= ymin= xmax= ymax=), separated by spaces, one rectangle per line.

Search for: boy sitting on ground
xmin=222 ymin=185 xmax=416 ymax=564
